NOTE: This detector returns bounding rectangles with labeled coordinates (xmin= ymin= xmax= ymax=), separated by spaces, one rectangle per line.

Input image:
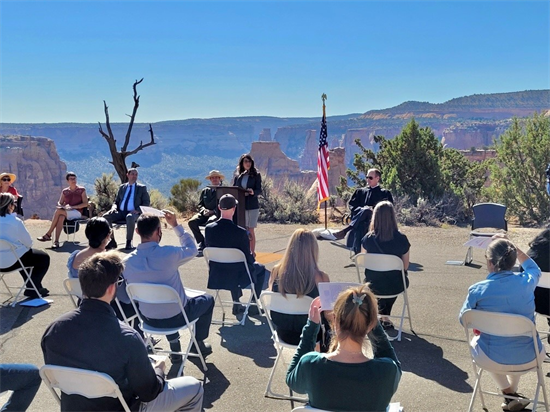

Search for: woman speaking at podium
xmin=233 ymin=154 xmax=262 ymax=256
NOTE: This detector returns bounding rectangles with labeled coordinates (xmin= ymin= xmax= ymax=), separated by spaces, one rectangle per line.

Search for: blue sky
xmin=1 ymin=0 xmax=548 ymax=123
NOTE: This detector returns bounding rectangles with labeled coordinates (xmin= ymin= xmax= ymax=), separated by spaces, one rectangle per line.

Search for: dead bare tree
xmin=98 ymin=78 xmax=156 ymax=183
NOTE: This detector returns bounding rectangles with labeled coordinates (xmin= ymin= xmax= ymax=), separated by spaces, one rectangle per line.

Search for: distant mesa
xmin=0 ymin=89 xmax=547 ymax=197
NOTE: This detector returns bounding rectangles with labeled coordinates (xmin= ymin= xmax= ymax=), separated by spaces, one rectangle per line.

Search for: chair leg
xmin=465 ymin=246 xmax=473 ymax=265
xmin=11 ymin=267 xmax=41 ymax=307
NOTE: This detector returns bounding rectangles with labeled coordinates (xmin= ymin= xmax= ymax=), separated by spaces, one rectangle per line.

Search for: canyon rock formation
xmin=0 ymin=135 xmax=66 ymax=219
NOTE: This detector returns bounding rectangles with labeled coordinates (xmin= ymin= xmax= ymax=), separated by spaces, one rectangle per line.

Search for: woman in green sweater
xmin=286 ymin=285 xmax=402 ymax=412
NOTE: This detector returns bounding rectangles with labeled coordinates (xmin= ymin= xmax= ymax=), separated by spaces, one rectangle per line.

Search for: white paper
xmin=387 ymin=402 xmax=402 ymax=412
xmin=140 ymin=206 xmax=165 ymax=216
xmin=463 ymin=236 xmax=493 ymax=249
xmin=318 ymin=282 xmax=361 ymax=311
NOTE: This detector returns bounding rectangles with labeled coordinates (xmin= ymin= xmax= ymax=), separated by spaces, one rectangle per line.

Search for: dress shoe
xmin=169 ymin=354 xmax=183 ymax=364
xmin=125 ymin=241 xmax=134 ymax=250
xmin=191 ymin=341 xmax=213 ymax=356
xmin=246 ymin=305 xmax=260 ymax=316
xmin=232 ymin=303 xmax=245 ymax=315
xmin=332 ymin=228 xmax=348 ymax=240
xmin=24 ymin=287 xmax=49 ymax=298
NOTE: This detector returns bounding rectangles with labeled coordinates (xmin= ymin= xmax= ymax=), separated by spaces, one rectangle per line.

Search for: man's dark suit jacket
xmin=348 ymin=185 xmax=394 ymax=218
xmin=114 ymin=183 xmax=150 ymax=212
xmin=204 ymin=218 xmax=254 ymax=290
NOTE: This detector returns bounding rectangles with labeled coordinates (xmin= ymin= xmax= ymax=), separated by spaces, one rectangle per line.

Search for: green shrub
xmin=149 ymin=189 xmax=168 ymax=211
xmin=259 ymin=177 xmax=319 ymax=224
xmin=93 ymin=173 xmax=118 ymax=214
xmin=169 ymin=178 xmax=200 ymax=214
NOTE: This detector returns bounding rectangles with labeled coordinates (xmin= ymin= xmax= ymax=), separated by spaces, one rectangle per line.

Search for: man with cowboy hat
xmin=188 ymin=170 xmax=224 ymax=255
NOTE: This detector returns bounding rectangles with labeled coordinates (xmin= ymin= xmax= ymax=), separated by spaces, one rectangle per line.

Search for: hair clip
xmin=352 ymin=291 xmax=366 ymax=306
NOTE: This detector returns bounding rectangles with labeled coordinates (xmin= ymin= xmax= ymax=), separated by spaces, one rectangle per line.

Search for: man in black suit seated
xmin=104 ymin=168 xmax=150 ymax=250
xmin=204 ymin=194 xmax=266 ymax=316
xmin=332 ymin=168 xmax=394 ymax=254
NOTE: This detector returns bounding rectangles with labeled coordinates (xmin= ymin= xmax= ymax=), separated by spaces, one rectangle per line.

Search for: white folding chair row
xmin=0 ymin=239 xmax=42 ymax=307
xmin=460 ymin=309 xmax=549 ymax=412
xmin=40 ymin=365 xmax=131 ymax=412
xmin=354 ymin=253 xmax=413 ymax=341
xmin=203 ymin=247 xmax=261 ymax=326
xmin=126 ymin=283 xmax=208 ymax=377
xmin=63 ymin=278 xmax=82 ymax=308
xmin=260 ymin=291 xmax=310 ymax=402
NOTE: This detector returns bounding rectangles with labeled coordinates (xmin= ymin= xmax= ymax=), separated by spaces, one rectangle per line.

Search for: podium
xmin=210 ymin=186 xmax=248 ymax=227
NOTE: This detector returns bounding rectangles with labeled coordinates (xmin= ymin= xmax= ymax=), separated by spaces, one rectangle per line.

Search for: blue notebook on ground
xmin=19 ymin=298 xmax=53 ymax=307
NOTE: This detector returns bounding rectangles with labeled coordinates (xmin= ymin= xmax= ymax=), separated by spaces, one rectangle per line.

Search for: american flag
xmin=317 ymin=102 xmax=330 ymax=206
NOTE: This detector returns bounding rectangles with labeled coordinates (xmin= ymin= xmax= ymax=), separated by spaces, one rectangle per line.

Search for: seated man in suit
xmin=104 ymin=168 xmax=150 ymax=250
xmin=204 ymin=194 xmax=266 ymax=316
xmin=188 ymin=170 xmax=224 ymax=255
xmin=331 ymin=168 xmax=393 ymax=254
xmin=41 ymin=251 xmax=204 ymax=412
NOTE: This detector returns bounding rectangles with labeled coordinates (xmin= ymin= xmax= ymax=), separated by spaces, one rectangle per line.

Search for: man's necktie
xmin=122 ymin=185 xmax=133 ymax=212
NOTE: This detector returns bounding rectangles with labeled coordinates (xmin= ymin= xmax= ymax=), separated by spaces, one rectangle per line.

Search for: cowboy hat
xmin=0 ymin=172 xmax=16 ymax=184
xmin=205 ymin=170 xmax=225 ymax=180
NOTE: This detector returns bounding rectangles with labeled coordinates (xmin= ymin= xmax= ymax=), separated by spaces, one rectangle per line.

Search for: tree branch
xmin=125 ymin=124 xmax=156 ymax=156
xmin=122 ymin=78 xmax=144 ymax=152
xmin=103 ymin=101 xmax=115 ymax=141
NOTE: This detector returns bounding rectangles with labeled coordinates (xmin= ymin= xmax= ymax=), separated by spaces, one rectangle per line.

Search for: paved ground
xmin=1 ymin=220 xmax=548 ymax=412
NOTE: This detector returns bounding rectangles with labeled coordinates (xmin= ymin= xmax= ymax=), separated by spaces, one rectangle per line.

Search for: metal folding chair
xmin=460 ymin=309 xmax=549 ymax=412
xmin=464 ymin=203 xmax=507 ymax=265
xmin=354 ymin=253 xmax=413 ymax=341
xmin=203 ymin=247 xmax=260 ymax=326
xmin=260 ymin=291 xmax=311 ymax=402
xmin=40 ymin=365 xmax=131 ymax=412
xmin=63 ymin=278 xmax=83 ymax=308
xmin=126 ymin=283 xmax=208 ymax=376
xmin=0 ymin=239 xmax=42 ymax=307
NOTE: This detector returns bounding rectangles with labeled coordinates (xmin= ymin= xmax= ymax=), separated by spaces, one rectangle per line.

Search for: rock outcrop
xmin=299 ymin=130 xmax=318 ymax=171
xmin=0 ymin=135 xmax=66 ymax=219
xmin=259 ymin=128 xmax=272 ymax=141
xmin=249 ymin=141 xmax=317 ymax=189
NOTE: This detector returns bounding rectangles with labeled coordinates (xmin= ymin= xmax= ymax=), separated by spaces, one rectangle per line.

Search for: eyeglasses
xmin=366 ymin=176 xmax=376 ymax=180
xmin=243 ymin=159 xmax=252 ymax=163
xmin=1 ymin=178 xmax=10 ymax=182
xmin=68 ymin=177 xmax=76 ymax=181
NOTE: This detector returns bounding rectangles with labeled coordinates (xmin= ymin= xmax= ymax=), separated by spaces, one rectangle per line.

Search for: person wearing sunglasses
xmin=0 ymin=172 xmax=23 ymax=217
xmin=330 ymin=168 xmax=393 ymax=254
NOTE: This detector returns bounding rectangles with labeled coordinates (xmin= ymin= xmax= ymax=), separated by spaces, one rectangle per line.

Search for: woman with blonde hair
xmin=361 ymin=200 xmax=410 ymax=330
xmin=268 ymin=228 xmax=330 ymax=346
xmin=287 ymin=285 xmax=402 ymax=411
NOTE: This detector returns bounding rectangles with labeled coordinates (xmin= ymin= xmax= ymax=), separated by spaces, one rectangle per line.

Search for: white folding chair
xmin=535 ymin=272 xmax=550 ymax=340
xmin=354 ymin=253 xmax=413 ymax=341
xmin=63 ymin=278 xmax=83 ymax=308
xmin=125 ymin=283 xmax=208 ymax=376
xmin=460 ymin=309 xmax=549 ymax=412
xmin=260 ymin=291 xmax=311 ymax=402
xmin=0 ymin=239 xmax=42 ymax=307
xmin=39 ymin=365 xmax=131 ymax=412
xmin=203 ymin=247 xmax=260 ymax=326
xmin=292 ymin=406 xmax=331 ymax=411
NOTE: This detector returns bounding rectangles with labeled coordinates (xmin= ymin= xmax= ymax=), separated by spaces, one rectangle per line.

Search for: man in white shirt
xmin=104 ymin=168 xmax=150 ymax=250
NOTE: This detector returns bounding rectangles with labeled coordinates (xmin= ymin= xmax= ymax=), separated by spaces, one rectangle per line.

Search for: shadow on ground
xmin=395 ymin=332 xmax=472 ymax=393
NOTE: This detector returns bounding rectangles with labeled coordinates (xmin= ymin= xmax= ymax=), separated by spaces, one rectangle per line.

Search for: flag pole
xmin=321 ymin=93 xmax=328 ymax=230
xmin=317 ymin=93 xmax=329 ymax=230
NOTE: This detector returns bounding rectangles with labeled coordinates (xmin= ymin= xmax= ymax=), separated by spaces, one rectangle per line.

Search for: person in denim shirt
xmin=459 ymin=235 xmax=544 ymax=411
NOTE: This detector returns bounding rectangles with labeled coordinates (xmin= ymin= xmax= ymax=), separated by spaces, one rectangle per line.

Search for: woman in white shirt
xmin=0 ymin=193 xmax=50 ymax=298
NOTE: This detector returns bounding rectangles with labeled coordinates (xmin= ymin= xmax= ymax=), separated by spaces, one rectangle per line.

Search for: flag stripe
xmin=317 ymin=104 xmax=330 ymax=206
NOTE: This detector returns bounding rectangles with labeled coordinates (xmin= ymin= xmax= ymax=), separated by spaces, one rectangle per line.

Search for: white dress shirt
xmin=0 ymin=213 xmax=33 ymax=268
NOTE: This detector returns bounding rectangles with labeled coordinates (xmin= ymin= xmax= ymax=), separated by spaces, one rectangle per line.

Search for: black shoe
xmin=232 ymin=303 xmax=245 ymax=315
xmin=247 ymin=305 xmax=260 ymax=316
xmin=106 ymin=238 xmax=117 ymax=250
xmin=169 ymin=354 xmax=183 ymax=364
xmin=501 ymin=392 xmax=530 ymax=411
xmin=24 ymin=287 xmax=49 ymax=299
xmin=197 ymin=242 xmax=205 ymax=251
xmin=332 ymin=229 xmax=347 ymax=240
xmin=196 ymin=249 xmax=204 ymax=258
xmin=124 ymin=241 xmax=134 ymax=250
xmin=191 ymin=341 xmax=212 ymax=356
